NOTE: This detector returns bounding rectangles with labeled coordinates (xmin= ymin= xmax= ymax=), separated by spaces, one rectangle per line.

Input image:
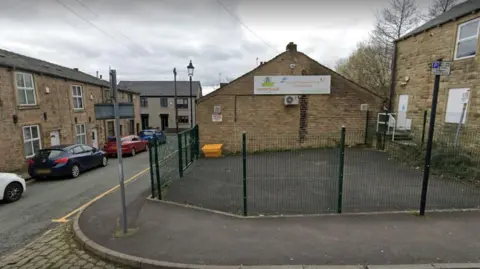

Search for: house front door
xmin=91 ymin=128 xmax=99 ymax=149
xmin=50 ymin=131 xmax=60 ymax=146
xmin=397 ymin=94 xmax=408 ymax=129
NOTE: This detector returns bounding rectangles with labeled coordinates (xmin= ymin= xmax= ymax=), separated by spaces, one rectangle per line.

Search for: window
xmin=176 ymin=98 xmax=188 ymax=109
xmin=160 ymin=98 xmax=168 ymax=107
xmin=75 ymin=124 xmax=87 ymax=144
xmin=81 ymin=145 xmax=94 ymax=152
xmin=140 ymin=97 xmax=148 ymax=107
xmin=72 ymin=85 xmax=84 ymax=110
xmin=127 ymin=93 xmax=133 ymax=103
xmin=107 ymin=121 xmax=115 ymax=137
xmin=177 ymin=116 xmax=189 ymax=124
xmin=15 ymin=72 xmax=37 ymax=105
xmin=71 ymin=146 xmax=83 ymax=155
xmin=23 ymin=125 xmax=41 ymax=157
xmin=455 ymin=19 xmax=480 ymax=60
xmin=445 ymin=88 xmax=470 ymax=124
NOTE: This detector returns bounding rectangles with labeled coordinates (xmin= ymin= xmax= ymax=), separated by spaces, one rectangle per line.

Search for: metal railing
xmin=376 ymin=112 xmax=396 ymax=141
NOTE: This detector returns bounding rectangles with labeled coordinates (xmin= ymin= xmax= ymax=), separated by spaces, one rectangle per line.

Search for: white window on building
xmin=455 ymin=18 xmax=480 ymax=60
xmin=445 ymin=88 xmax=470 ymax=124
xmin=72 ymin=85 xmax=84 ymax=109
xmin=15 ymin=72 xmax=37 ymax=105
xmin=75 ymin=124 xmax=87 ymax=144
xmin=23 ymin=125 xmax=41 ymax=157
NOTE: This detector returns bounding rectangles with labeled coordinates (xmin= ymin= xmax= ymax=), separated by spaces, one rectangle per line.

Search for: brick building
xmin=391 ymin=0 xmax=480 ymax=133
xmin=0 ymin=49 xmax=140 ymax=172
xmin=196 ymin=42 xmax=384 ymax=152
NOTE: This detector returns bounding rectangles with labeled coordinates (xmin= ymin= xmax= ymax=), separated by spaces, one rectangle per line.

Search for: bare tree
xmin=428 ymin=0 xmax=462 ymax=18
xmin=335 ymin=42 xmax=391 ymax=98
xmin=371 ymin=0 xmax=421 ymax=58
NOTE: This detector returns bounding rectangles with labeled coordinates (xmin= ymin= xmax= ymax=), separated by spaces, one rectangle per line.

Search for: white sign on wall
xmin=445 ymin=88 xmax=470 ymax=124
xmin=254 ymin=76 xmax=331 ymax=95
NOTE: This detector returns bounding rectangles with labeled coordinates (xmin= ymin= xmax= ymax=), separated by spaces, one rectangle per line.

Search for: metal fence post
xmin=196 ymin=125 xmax=201 ymax=159
xmin=337 ymin=126 xmax=346 ymax=214
xmin=184 ymin=132 xmax=188 ymax=165
xmin=154 ymin=136 xmax=162 ymax=200
xmin=242 ymin=131 xmax=247 ymax=216
xmin=421 ymin=110 xmax=427 ymax=147
xmin=177 ymin=133 xmax=183 ymax=177
xmin=190 ymin=129 xmax=194 ymax=163
xmin=148 ymin=140 xmax=155 ymax=198
xmin=364 ymin=110 xmax=369 ymax=145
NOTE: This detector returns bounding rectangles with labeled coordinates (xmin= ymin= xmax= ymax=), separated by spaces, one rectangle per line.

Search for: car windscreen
xmin=36 ymin=149 xmax=65 ymax=159
xmin=140 ymin=131 xmax=154 ymax=136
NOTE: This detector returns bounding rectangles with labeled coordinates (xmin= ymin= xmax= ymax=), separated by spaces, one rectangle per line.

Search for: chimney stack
xmin=286 ymin=42 xmax=297 ymax=52
xmin=220 ymin=82 xmax=228 ymax=88
xmin=73 ymin=68 xmax=79 ymax=71
xmin=100 ymin=74 xmax=102 ymax=79
xmin=96 ymin=71 xmax=99 ymax=78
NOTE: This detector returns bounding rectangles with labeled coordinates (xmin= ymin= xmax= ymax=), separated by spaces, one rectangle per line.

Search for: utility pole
xmin=110 ymin=69 xmax=128 ymax=234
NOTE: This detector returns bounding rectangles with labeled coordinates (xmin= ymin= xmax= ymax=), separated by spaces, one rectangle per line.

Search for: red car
xmin=104 ymin=135 xmax=148 ymax=157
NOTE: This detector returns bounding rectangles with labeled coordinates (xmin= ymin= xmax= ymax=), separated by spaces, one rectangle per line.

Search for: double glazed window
xmin=176 ymin=98 xmax=188 ymax=109
xmin=72 ymin=85 xmax=84 ymax=109
xmin=455 ymin=18 xmax=480 ymax=60
xmin=23 ymin=125 xmax=41 ymax=157
xmin=16 ymin=72 xmax=37 ymax=105
xmin=75 ymin=124 xmax=87 ymax=144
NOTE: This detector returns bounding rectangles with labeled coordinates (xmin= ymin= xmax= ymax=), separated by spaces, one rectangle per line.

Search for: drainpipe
xmin=388 ymin=42 xmax=398 ymax=113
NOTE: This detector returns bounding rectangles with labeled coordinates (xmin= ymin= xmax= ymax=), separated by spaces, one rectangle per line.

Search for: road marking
xmin=51 ymin=167 xmax=150 ymax=223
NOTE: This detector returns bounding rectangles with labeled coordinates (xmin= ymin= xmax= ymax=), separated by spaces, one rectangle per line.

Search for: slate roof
xmin=0 ymin=48 xmax=109 ymax=87
xmin=399 ymin=0 xmax=480 ymax=41
xmin=118 ymin=81 xmax=202 ymax=97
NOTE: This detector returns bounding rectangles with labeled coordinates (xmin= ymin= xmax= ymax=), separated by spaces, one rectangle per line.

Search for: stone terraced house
xmin=391 ymin=0 xmax=480 ymax=133
xmin=0 ymin=49 xmax=141 ymax=172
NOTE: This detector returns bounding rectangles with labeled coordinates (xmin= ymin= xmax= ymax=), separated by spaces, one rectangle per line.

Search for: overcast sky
xmin=0 ymin=0 xmax=430 ymax=94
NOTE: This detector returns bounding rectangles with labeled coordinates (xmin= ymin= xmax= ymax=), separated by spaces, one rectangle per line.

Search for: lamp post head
xmin=187 ymin=60 xmax=194 ymax=77
xmin=173 ymin=67 xmax=177 ymax=76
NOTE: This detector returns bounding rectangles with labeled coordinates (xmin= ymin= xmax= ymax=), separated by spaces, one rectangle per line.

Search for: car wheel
xmin=71 ymin=164 xmax=80 ymax=178
xmin=3 ymin=182 xmax=23 ymax=203
xmin=101 ymin=156 xmax=108 ymax=167
xmin=131 ymin=148 xmax=136 ymax=156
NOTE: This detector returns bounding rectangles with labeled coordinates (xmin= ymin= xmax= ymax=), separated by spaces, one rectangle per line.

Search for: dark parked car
xmin=138 ymin=129 xmax=167 ymax=143
xmin=28 ymin=144 xmax=107 ymax=179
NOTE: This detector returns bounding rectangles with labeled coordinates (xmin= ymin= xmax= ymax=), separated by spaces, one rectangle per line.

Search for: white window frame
xmin=15 ymin=72 xmax=37 ymax=105
xmin=72 ymin=85 xmax=84 ymax=110
xmin=75 ymin=124 xmax=87 ymax=144
xmin=454 ymin=18 xmax=480 ymax=60
xmin=23 ymin=125 xmax=41 ymax=158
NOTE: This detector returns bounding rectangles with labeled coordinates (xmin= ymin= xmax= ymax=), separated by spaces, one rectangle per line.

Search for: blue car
xmin=28 ymin=144 xmax=108 ymax=179
xmin=138 ymin=129 xmax=167 ymax=144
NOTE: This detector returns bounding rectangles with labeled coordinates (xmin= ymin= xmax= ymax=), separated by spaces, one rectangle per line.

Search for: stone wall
xmin=393 ymin=13 xmax=480 ymax=132
xmin=0 ymin=67 xmax=108 ymax=172
xmin=196 ymin=46 xmax=383 ymax=153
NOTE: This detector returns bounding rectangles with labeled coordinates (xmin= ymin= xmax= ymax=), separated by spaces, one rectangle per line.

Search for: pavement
xmin=77 ymin=171 xmax=480 ymax=267
xmin=0 ymin=223 xmax=131 ymax=269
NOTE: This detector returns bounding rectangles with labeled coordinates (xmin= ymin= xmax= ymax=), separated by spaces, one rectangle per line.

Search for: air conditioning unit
xmin=360 ymin=104 xmax=369 ymax=111
xmin=284 ymin=95 xmax=299 ymax=106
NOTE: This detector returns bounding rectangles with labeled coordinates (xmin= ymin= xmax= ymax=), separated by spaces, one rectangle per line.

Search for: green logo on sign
xmin=262 ymin=77 xmax=275 ymax=87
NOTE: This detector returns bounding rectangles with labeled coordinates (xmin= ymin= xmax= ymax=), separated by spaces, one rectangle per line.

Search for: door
xmin=50 ymin=131 xmax=60 ymax=146
xmin=91 ymin=128 xmax=98 ymax=149
xmin=397 ymin=94 xmax=408 ymax=129
xmin=160 ymin=114 xmax=169 ymax=131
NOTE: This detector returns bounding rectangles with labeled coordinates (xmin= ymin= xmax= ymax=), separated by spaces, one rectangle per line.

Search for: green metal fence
xmin=149 ymin=123 xmax=480 ymax=216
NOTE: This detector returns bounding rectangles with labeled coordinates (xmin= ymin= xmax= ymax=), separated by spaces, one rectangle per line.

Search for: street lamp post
xmin=187 ymin=60 xmax=195 ymax=128
xmin=173 ymin=68 xmax=178 ymax=133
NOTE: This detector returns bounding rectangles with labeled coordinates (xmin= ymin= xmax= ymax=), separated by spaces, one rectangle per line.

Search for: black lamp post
xmin=187 ymin=60 xmax=195 ymax=128
xmin=173 ymin=67 xmax=178 ymax=133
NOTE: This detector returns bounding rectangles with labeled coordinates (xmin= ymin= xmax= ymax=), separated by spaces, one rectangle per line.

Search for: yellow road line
xmin=51 ymin=167 xmax=150 ymax=223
